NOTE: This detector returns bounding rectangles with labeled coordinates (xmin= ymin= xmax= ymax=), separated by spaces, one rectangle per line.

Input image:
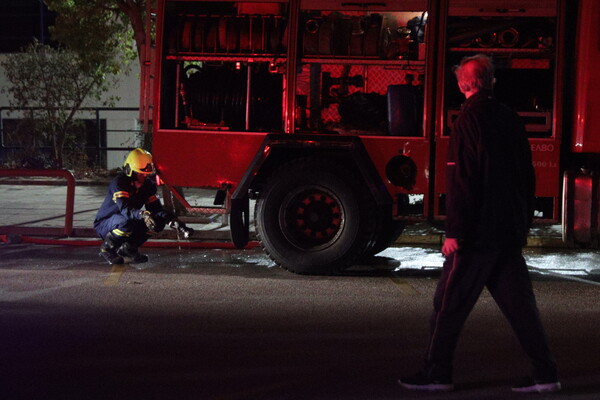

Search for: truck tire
xmin=363 ymin=217 xmax=406 ymax=258
xmin=255 ymin=158 xmax=376 ymax=274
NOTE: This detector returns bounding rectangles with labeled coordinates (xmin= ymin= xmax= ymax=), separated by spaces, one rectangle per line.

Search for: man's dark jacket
xmin=445 ymin=90 xmax=535 ymax=248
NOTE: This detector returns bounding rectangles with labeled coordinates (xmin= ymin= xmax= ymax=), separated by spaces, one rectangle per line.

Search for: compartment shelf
xmin=301 ymin=58 xmax=425 ymax=66
xmin=166 ymin=54 xmax=282 ymax=62
xmin=449 ymin=47 xmax=553 ymax=56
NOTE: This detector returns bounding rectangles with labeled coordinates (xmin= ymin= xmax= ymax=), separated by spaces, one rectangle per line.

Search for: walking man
xmin=398 ymin=54 xmax=560 ymax=393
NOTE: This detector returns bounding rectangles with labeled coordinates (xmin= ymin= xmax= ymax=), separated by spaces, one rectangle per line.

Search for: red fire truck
xmin=142 ymin=0 xmax=600 ymax=274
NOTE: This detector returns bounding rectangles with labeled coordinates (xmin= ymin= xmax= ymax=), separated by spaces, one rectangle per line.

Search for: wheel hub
xmin=281 ymin=187 xmax=344 ymax=249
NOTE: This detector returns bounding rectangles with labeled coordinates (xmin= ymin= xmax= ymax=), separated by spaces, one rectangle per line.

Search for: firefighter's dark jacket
xmin=94 ymin=173 xmax=170 ymax=228
xmin=445 ymin=90 xmax=535 ymax=248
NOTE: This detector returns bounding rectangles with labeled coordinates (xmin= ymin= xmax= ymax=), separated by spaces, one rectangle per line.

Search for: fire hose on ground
xmin=0 ymin=234 xmax=260 ymax=249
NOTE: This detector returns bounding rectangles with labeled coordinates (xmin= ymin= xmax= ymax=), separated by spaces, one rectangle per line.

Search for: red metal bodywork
xmin=432 ymin=0 xmax=563 ymax=220
xmin=572 ymin=0 xmax=600 ymax=153
xmin=154 ymin=130 xmax=430 ymax=202
xmin=361 ymin=137 xmax=430 ymax=197
xmin=153 ymin=131 xmax=267 ymax=188
xmin=150 ymin=0 xmax=588 ymax=226
xmin=151 ymin=0 xmax=432 ymax=206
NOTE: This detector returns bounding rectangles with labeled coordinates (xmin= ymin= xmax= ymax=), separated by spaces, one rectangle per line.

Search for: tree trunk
xmin=117 ymin=0 xmax=147 ymax=66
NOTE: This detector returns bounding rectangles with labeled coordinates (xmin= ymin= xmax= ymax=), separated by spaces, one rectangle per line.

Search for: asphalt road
xmin=1 ymin=244 xmax=600 ymax=399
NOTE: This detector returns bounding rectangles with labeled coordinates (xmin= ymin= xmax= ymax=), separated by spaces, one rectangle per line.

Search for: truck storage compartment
xmin=181 ymin=63 xmax=282 ymax=131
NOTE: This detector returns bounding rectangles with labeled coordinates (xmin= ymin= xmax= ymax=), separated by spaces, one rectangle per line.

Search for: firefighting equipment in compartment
xmin=381 ymin=24 xmax=413 ymax=60
xmin=301 ymin=12 xmax=424 ymax=60
xmin=448 ymin=19 xmax=517 ymax=47
xmin=171 ymin=14 xmax=286 ymax=55
xmin=447 ymin=18 xmax=554 ymax=50
xmin=179 ymin=64 xmax=282 ymax=131
xmin=407 ymin=13 xmax=427 ymax=43
xmin=365 ymin=14 xmax=382 ymax=56
xmin=323 ymin=68 xmax=421 ymax=136
xmin=339 ymin=92 xmax=387 ymax=133
xmin=303 ymin=13 xmax=384 ymax=57
xmin=124 ymin=148 xmax=154 ymax=177
xmin=387 ymin=85 xmax=420 ymax=137
xmin=498 ymin=28 xmax=519 ymax=48
xmin=322 ymin=67 xmax=364 ymax=106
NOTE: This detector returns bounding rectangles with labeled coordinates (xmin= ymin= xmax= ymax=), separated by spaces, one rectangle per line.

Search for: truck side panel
xmin=572 ymin=0 xmax=600 ymax=153
xmin=153 ymin=131 xmax=266 ymax=188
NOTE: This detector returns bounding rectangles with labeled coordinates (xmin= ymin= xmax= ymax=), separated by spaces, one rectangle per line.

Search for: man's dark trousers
xmin=425 ymin=246 xmax=558 ymax=381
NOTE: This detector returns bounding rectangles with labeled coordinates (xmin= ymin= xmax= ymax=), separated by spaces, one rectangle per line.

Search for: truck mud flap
xmin=230 ymin=197 xmax=250 ymax=248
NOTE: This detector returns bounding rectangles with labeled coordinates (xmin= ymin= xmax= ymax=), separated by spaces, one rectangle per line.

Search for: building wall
xmin=0 ymin=55 xmax=142 ymax=169
xmin=0 ymin=0 xmax=143 ymax=169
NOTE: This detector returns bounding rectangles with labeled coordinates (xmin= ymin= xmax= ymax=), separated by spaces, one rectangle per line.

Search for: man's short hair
xmin=453 ymin=54 xmax=495 ymax=93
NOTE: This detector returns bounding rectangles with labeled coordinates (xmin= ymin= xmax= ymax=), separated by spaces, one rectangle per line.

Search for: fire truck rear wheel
xmin=362 ymin=217 xmax=406 ymax=259
xmin=255 ymin=159 xmax=376 ymax=275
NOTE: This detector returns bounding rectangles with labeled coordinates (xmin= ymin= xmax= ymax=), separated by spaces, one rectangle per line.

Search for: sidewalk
xmin=0 ymin=178 xmax=232 ymax=241
xmin=0 ymin=177 xmax=565 ymax=247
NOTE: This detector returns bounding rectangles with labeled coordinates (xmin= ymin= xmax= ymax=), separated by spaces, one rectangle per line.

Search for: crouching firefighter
xmin=94 ymin=148 xmax=193 ymax=264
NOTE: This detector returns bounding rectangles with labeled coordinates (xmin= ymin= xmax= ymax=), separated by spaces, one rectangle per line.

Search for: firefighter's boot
xmin=99 ymin=231 xmax=125 ymax=265
xmin=117 ymin=242 xmax=149 ymax=263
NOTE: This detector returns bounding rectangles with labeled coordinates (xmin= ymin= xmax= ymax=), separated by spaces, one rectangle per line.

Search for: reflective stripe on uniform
xmin=112 ymin=191 xmax=130 ymax=202
xmin=112 ymin=228 xmax=132 ymax=237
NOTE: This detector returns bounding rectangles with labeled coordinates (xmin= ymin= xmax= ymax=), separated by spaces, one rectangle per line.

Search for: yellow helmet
xmin=123 ymin=148 xmax=154 ymax=177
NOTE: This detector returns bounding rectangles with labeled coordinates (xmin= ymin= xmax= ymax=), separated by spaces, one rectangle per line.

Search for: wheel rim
xmin=279 ymin=185 xmax=345 ymax=250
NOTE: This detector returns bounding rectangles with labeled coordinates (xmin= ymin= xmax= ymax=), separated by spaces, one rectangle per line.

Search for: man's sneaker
xmin=512 ymin=377 xmax=561 ymax=393
xmin=117 ymin=242 xmax=149 ymax=263
xmin=398 ymin=371 xmax=454 ymax=392
xmin=99 ymin=245 xmax=124 ymax=265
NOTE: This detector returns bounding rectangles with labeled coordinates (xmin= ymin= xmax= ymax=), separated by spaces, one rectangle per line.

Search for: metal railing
xmin=0 ymin=168 xmax=75 ymax=237
xmin=0 ymin=107 xmax=143 ymax=169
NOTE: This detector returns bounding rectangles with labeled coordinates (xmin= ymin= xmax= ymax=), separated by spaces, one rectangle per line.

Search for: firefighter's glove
xmin=141 ymin=211 xmax=156 ymax=232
